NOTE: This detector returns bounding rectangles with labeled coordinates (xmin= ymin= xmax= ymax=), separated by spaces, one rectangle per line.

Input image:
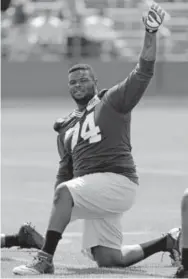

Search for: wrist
xmin=146 ymin=28 xmax=158 ymax=34
xmin=145 ymin=29 xmax=157 ymax=36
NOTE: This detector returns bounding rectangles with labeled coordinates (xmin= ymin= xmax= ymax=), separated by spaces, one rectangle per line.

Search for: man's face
xmin=68 ymin=69 xmax=96 ymax=106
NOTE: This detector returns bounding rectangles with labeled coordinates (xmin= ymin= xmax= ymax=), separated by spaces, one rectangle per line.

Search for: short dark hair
xmin=68 ymin=64 xmax=96 ymax=80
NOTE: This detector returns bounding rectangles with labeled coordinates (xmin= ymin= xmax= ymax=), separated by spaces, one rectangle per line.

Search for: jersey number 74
xmin=71 ymin=112 xmax=101 ymax=151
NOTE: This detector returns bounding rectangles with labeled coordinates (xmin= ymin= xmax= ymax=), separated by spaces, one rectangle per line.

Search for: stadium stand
xmin=1 ymin=0 xmax=188 ymax=61
xmin=83 ymin=0 xmax=188 ymax=60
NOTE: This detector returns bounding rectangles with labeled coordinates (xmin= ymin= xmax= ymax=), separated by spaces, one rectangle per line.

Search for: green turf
xmin=1 ymin=100 xmax=188 ymax=278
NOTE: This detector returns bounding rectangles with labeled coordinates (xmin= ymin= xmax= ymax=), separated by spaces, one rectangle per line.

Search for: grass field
xmin=1 ymin=98 xmax=188 ymax=278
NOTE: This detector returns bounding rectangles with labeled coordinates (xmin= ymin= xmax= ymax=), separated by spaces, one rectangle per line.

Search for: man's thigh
xmin=65 ymin=172 xmax=137 ymax=220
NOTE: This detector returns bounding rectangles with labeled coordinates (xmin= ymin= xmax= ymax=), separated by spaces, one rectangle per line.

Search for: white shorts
xmin=62 ymin=172 xmax=137 ymax=260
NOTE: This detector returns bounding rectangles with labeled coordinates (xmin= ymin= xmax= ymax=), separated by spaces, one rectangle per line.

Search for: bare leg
xmin=12 ymin=184 xmax=74 ymax=275
xmin=41 ymin=185 xmax=74 ymax=256
xmin=91 ymin=235 xmax=173 ymax=267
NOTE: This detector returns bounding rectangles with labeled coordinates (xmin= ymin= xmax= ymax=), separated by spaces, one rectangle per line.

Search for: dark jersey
xmin=54 ymin=112 xmax=78 ymax=187
xmin=55 ymin=58 xmax=154 ymax=185
xmin=54 ymin=90 xmax=108 ymax=187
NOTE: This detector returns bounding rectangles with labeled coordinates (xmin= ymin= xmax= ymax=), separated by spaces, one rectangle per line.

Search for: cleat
xmin=0 ymin=234 xmax=6 ymax=248
xmin=13 ymin=251 xmax=54 ymax=275
xmin=166 ymin=228 xmax=182 ymax=267
xmin=18 ymin=222 xmax=44 ymax=249
xmin=174 ymin=265 xmax=188 ymax=278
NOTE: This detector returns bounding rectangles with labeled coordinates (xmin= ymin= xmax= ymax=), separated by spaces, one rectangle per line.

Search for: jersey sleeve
xmin=54 ymin=134 xmax=73 ymax=189
xmin=103 ymin=58 xmax=155 ymax=114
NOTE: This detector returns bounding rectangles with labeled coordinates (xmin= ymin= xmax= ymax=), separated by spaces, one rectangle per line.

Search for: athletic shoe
xmin=18 ymin=222 xmax=44 ymax=249
xmin=174 ymin=265 xmax=188 ymax=278
xmin=0 ymin=234 xmax=6 ymax=248
xmin=166 ymin=228 xmax=182 ymax=267
xmin=13 ymin=251 xmax=54 ymax=275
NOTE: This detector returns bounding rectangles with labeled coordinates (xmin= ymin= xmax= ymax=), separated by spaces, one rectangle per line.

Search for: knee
xmin=53 ymin=185 xmax=74 ymax=206
xmin=93 ymin=251 xmax=113 ymax=267
xmin=91 ymin=246 xmax=121 ymax=268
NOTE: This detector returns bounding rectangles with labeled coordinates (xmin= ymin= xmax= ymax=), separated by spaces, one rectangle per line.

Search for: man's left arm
xmin=104 ymin=3 xmax=165 ymax=114
xmin=54 ymin=134 xmax=73 ymax=190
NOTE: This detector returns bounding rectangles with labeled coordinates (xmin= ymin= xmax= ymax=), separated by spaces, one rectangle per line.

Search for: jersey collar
xmin=86 ymin=95 xmax=101 ymax=111
xmin=72 ymin=110 xmax=84 ymax=118
xmin=74 ymin=95 xmax=101 ymax=117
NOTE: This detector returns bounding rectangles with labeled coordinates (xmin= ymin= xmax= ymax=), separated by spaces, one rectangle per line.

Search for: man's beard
xmin=72 ymin=92 xmax=95 ymax=106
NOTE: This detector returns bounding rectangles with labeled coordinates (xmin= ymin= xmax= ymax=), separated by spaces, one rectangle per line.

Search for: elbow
xmin=136 ymin=71 xmax=154 ymax=82
xmin=137 ymin=58 xmax=155 ymax=78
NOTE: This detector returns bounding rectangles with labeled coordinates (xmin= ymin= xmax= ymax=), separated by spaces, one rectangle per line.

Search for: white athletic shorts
xmin=62 ymin=172 xmax=137 ymax=260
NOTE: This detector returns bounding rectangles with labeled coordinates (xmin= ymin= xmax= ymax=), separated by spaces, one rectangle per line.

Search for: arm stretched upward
xmin=140 ymin=31 xmax=156 ymax=61
xmin=103 ymin=1 xmax=166 ymax=114
xmin=103 ymin=31 xmax=156 ymax=114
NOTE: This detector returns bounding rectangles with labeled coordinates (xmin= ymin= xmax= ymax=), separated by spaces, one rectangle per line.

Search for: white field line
xmin=59 ymin=239 xmax=71 ymax=245
xmin=57 ymin=231 xmax=151 ymax=245
xmin=63 ymin=231 xmax=151 ymax=237
xmin=2 ymin=159 xmax=188 ymax=176
xmin=138 ymin=167 xmax=188 ymax=176
xmin=57 ymin=232 xmax=151 ymax=246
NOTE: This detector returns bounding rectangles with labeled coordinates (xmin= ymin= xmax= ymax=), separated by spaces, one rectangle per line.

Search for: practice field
xmin=1 ymin=98 xmax=188 ymax=278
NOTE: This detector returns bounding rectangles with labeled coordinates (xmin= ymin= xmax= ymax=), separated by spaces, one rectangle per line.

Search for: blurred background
xmin=1 ymin=0 xmax=188 ymax=61
xmin=1 ymin=0 xmax=188 ymax=101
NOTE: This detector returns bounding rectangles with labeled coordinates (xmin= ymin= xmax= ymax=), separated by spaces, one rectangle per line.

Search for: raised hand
xmin=143 ymin=2 xmax=165 ymax=33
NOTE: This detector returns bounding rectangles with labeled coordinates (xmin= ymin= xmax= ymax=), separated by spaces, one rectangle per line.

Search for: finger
xmin=151 ymin=5 xmax=165 ymax=22
xmin=158 ymin=8 xmax=165 ymax=20
xmin=161 ymin=11 xmax=165 ymax=20
xmin=158 ymin=8 xmax=163 ymax=15
xmin=152 ymin=3 xmax=159 ymax=11
xmin=151 ymin=3 xmax=156 ymax=10
xmin=157 ymin=9 xmax=165 ymax=21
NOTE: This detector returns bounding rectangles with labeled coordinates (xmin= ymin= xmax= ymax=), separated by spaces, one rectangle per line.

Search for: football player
xmin=174 ymin=189 xmax=188 ymax=278
xmin=13 ymin=3 xmax=182 ymax=275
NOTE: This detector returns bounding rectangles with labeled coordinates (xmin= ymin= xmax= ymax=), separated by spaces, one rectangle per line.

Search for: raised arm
xmin=141 ymin=31 xmax=156 ymax=62
xmin=103 ymin=3 xmax=165 ymax=114
xmin=54 ymin=134 xmax=73 ymax=189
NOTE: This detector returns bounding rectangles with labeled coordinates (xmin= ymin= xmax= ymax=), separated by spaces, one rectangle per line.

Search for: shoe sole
xmin=13 ymin=265 xmax=42 ymax=275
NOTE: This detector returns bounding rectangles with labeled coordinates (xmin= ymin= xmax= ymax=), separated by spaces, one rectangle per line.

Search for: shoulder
xmin=98 ymin=89 xmax=108 ymax=99
xmin=53 ymin=112 xmax=76 ymax=133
